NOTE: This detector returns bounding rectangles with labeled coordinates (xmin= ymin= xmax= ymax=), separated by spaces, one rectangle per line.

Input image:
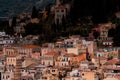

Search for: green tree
xmin=24 ymin=23 xmax=43 ymax=35
xmin=108 ymin=27 xmax=115 ymax=37
xmin=61 ymin=15 xmax=67 ymax=31
xmin=93 ymin=30 xmax=100 ymax=39
xmin=31 ymin=6 xmax=38 ymax=18
xmin=51 ymin=23 xmax=57 ymax=32
xmin=113 ymin=24 xmax=120 ymax=46
xmin=11 ymin=16 xmax=17 ymax=27
xmin=45 ymin=4 xmax=51 ymax=15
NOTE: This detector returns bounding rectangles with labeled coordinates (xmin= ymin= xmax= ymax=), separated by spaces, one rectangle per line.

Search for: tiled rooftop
xmin=22 ymin=45 xmax=40 ymax=49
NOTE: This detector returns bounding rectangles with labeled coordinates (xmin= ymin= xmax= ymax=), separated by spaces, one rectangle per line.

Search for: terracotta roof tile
xmin=116 ymin=61 xmax=120 ymax=65
xmin=55 ymin=5 xmax=65 ymax=9
xmin=21 ymin=75 xmax=32 ymax=79
xmin=22 ymin=45 xmax=40 ymax=49
xmin=0 ymin=51 xmax=3 ymax=54
xmin=45 ymin=51 xmax=56 ymax=56
xmin=108 ymin=59 xmax=119 ymax=64
xmin=64 ymin=53 xmax=77 ymax=57
xmin=95 ymin=56 xmax=106 ymax=60
xmin=92 ymin=28 xmax=98 ymax=31
xmin=115 ymin=76 xmax=120 ymax=80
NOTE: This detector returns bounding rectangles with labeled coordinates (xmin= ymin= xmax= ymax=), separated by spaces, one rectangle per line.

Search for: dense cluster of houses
xmin=0 ymin=33 xmax=119 ymax=80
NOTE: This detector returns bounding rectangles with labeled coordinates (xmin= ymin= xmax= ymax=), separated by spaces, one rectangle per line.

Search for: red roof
xmin=115 ymin=76 xmax=120 ymax=80
xmin=103 ymin=40 xmax=113 ymax=42
xmin=21 ymin=75 xmax=32 ymax=79
xmin=45 ymin=51 xmax=56 ymax=56
xmin=64 ymin=53 xmax=77 ymax=57
xmin=22 ymin=45 xmax=40 ymax=49
xmin=108 ymin=59 xmax=119 ymax=63
xmin=104 ymin=60 xmax=120 ymax=65
xmin=0 ymin=51 xmax=4 ymax=55
xmin=92 ymin=28 xmax=98 ymax=31
xmin=55 ymin=5 xmax=65 ymax=9
xmin=95 ymin=56 xmax=106 ymax=60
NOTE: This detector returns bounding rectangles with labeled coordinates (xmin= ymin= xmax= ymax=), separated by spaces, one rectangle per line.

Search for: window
xmin=2 ymin=75 xmax=4 ymax=79
xmin=52 ymin=70 xmax=55 ymax=72
xmin=7 ymin=59 xmax=9 ymax=62
xmin=43 ymin=62 xmax=45 ymax=65
xmin=22 ymin=69 xmax=24 ymax=72
xmin=65 ymin=63 xmax=66 ymax=66
xmin=6 ymin=75 xmax=9 ymax=79
xmin=61 ymin=9 xmax=64 ymax=12
xmin=47 ymin=70 xmax=50 ymax=73
xmin=75 ymin=58 xmax=77 ymax=61
xmin=8 ymin=75 xmax=10 ymax=78
xmin=42 ymin=77 xmax=47 ymax=79
xmin=13 ymin=58 xmax=15 ymax=61
xmin=71 ymin=42 xmax=73 ymax=44
xmin=48 ymin=62 xmax=50 ymax=65
xmin=82 ymin=73 xmax=84 ymax=76
xmin=56 ymin=10 xmax=59 ymax=12
xmin=109 ymin=43 xmax=112 ymax=45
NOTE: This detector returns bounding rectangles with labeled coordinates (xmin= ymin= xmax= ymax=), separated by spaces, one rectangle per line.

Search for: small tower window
xmin=56 ymin=10 xmax=59 ymax=12
xmin=61 ymin=10 xmax=64 ymax=12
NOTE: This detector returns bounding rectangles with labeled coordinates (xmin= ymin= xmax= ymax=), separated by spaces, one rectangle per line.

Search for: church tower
xmin=55 ymin=0 xmax=66 ymax=24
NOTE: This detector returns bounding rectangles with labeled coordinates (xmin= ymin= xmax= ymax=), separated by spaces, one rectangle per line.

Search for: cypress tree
xmin=31 ymin=6 xmax=38 ymax=18
xmin=11 ymin=16 xmax=17 ymax=27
